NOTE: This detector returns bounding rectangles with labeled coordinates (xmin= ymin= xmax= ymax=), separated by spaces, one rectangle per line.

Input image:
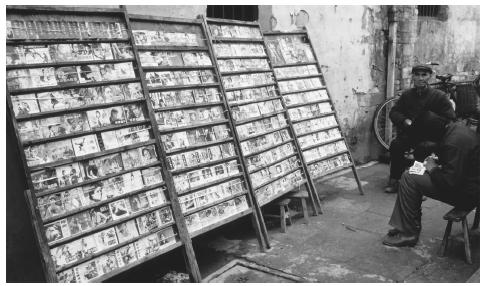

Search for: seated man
xmin=383 ymin=111 xmax=479 ymax=247
xmin=385 ymin=64 xmax=455 ymax=193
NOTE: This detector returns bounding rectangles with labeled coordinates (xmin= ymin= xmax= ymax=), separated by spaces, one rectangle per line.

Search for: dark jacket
xmin=429 ymin=122 xmax=479 ymax=209
xmin=390 ymin=86 xmax=455 ymax=132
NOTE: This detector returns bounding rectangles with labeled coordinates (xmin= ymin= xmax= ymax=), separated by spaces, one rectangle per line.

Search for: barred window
xmin=207 ymin=5 xmax=259 ymax=22
xmin=418 ymin=5 xmax=441 ymax=17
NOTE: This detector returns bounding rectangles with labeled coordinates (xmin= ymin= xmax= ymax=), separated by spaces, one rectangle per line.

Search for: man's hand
xmin=423 ymin=154 xmax=439 ymax=172
xmin=403 ymin=118 xmax=412 ymax=127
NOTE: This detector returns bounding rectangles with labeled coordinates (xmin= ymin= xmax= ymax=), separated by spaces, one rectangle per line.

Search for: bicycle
xmin=373 ymin=73 xmax=479 ymax=150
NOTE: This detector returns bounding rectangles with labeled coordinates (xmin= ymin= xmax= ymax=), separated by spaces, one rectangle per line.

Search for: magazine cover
xmin=109 ymin=198 xmax=131 ymax=220
xmin=11 ymin=94 xmax=39 ymax=117
xmin=139 ymin=145 xmax=157 ymax=165
xmin=30 ymin=67 xmax=57 ymax=88
xmin=18 ymin=120 xmax=42 ymax=142
xmin=24 ymin=45 xmax=51 ymax=64
xmin=72 ymin=134 xmax=100 ymax=157
xmin=147 ymin=188 xmax=167 ymax=207
xmin=115 ymin=243 xmax=138 ymax=268
xmin=50 ymin=44 xmax=75 ymax=62
xmin=157 ymin=227 xmax=176 ymax=248
xmin=54 ymin=66 xmax=78 ymax=86
xmin=111 ymin=43 xmax=133 ymax=59
xmin=124 ymin=104 xmax=145 ymax=123
xmin=50 ymin=239 xmax=83 ymax=268
xmin=67 ymin=211 xmax=93 ymax=236
xmin=141 ymin=167 xmax=163 ymax=186
xmin=100 ymin=130 xmax=119 ymax=150
xmin=115 ymin=220 xmax=139 ymax=244
xmin=55 ymin=162 xmax=85 ymax=187
xmin=89 ymin=205 xmax=112 ymax=228
xmin=121 ymin=170 xmax=144 ymax=193
xmin=128 ymin=192 xmax=150 ymax=213
xmin=60 ymin=187 xmax=86 ymax=212
xmin=121 ymin=147 xmax=143 ymax=169
xmin=102 ymin=175 xmax=125 ymax=198
xmin=7 ymin=69 xmax=32 ymax=90
xmin=25 ymin=139 xmax=75 ymax=167
xmin=45 ymin=218 xmax=71 ymax=243
xmin=37 ymin=91 xmax=69 ymax=112
xmin=31 ymin=169 xmax=59 ymax=192
xmin=96 ymin=251 xmax=119 ymax=275
xmin=38 ymin=193 xmax=64 ymax=220
xmin=114 ymin=125 xmax=151 ymax=148
xmin=185 ymin=213 xmax=201 ymax=233
xmin=77 ymin=64 xmax=102 ymax=83
xmin=113 ymin=62 xmax=135 ymax=79
xmin=94 ymin=227 xmax=118 ymax=251
xmin=39 ymin=116 xmax=68 ymax=138
xmin=57 ymin=268 xmax=78 ymax=283
xmin=157 ymin=207 xmax=174 ymax=225
xmin=80 ymin=235 xmax=98 ymax=257
xmin=180 ymin=193 xmax=195 ymax=213
xmin=64 ymin=112 xmax=91 ymax=134
xmin=134 ymin=233 xmax=160 ymax=259
xmin=75 ymin=260 xmax=100 ymax=282
xmin=135 ymin=211 xmax=160 ymax=235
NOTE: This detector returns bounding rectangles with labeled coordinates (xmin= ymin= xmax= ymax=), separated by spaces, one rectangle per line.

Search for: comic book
xmin=94 ymin=227 xmax=118 ymax=251
xmin=55 ymin=162 xmax=85 ymax=187
xmin=141 ymin=167 xmax=163 ymax=186
xmin=113 ymin=125 xmax=151 ymax=148
xmin=7 ymin=69 xmax=32 ymax=90
xmin=77 ymin=64 xmax=102 ymax=83
xmin=74 ymin=260 xmax=100 ymax=282
xmin=100 ymin=130 xmax=119 ymax=150
xmin=96 ymin=251 xmax=119 ymax=275
xmin=79 ymin=235 xmax=98 ymax=257
xmin=31 ymin=67 xmax=57 ymax=88
xmin=38 ymin=192 xmax=64 ymax=220
xmin=185 ymin=213 xmax=201 ymax=233
xmin=24 ymin=45 xmax=51 ymax=64
xmin=50 ymin=239 xmax=83 ymax=268
xmin=37 ymin=91 xmax=69 ymax=112
xmin=113 ymin=62 xmax=135 ymax=79
xmin=157 ymin=227 xmax=176 ymax=248
xmin=121 ymin=147 xmax=143 ymax=170
xmin=54 ymin=66 xmax=78 ymax=86
xmin=134 ymin=233 xmax=160 ymax=259
xmin=115 ymin=220 xmax=139 ymax=244
xmin=115 ymin=243 xmax=138 ymax=268
xmin=17 ymin=120 xmax=41 ymax=142
xmin=89 ymin=204 xmax=112 ymax=228
xmin=31 ymin=169 xmax=59 ymax=192
xmin=57 ymin=268 xmax=78 ymax=283
xmin=60 ymin=187 xmax=86 ymax=213
xmin=147 ymin=188 xmax=167 ymax=207
xmin=135 ymin=211 xmax=160 ymax=235
xmin=123 ymin=104 xmax=145 ymax=123
xmin=67 ymin=211 xmax=93 ymax=236
xmin=25 ymin=139 xmax=75 ymax=167
xmin=10 ymin=94 xmax=39 ymax=117
xmin=128 ymin=191 xmax=150 ymax=213
xmin=45 ymin=218 xmax=71 ymax=243
xmin=123 ymin=83 xmax=144 ymax=100
xmin=109 ymin=198 xmax=131 ymax=221
xmin=72 ymin=134 xmax=100 ymax=157
xmin=122 ymin=170 xmax=144 ymax=193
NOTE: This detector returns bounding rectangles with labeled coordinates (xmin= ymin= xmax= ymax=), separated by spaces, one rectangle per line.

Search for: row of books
xmin=145 ymin=70 xmax=215 ymax=88
xmin=246 ymin=142 xmax=295 ymax=173
xmin=7 ymin=43 xmax=133 ymax=65
xmin=185 ymin=195 xmax=249 ymax=233
xmin=255 ymin=170 xmax=304 ymax=205
xmin=156 ymin=106 xmax=225 ymax=130
xmin=139 ymin=51 xmax=211 ymax=67
xmin=7 ymin=62 xmax=136 ymax=90
xmin=24 ymin=124 xmax=151 ymax=167
xmin=208 ymin=24 xmax=261 ymax=39
xmin=149 ymin=88 xmax=221 ymax=109
xmin=282 ymin=89 xmax=328 ymax=106
xmin=11 ymin=83 xmax=144 ymax=118
xmin=288 ymin=102 xmax=333 ymax=122
xmin=173 ymin=160 xmax=240 ymax=194
xmin=303 ymin=140 xmax=348 ymax=163
xmin=47 ymin=187 xmax=168 ymax=256
xmin=44 ymin=171 xmax=166 ymax=244
xmin=250 ymin=156 xmax=299 ymax=188
xmin=236 ymin=113 xmax=287 ymax=140
xmin=225 ymin=86 xmax=277 ymax=104
xmin=222 ymin=72 xmax=274 ymax=89
xmin=179 ymin=179 xmax=244 ymax=214
xmin=32 ymin=144 xmax=158 ymax=194
xmin=309 ymin=154 xmax=351 ymax=179
xmin=133 ymin=29 xmax=200 ymax=47
xmin=57 ymin=226 xmax=176 ymax=283
xmin=18 ymin=103 xmax=146 ymax=142
xmin=231 ymin=99 xmax=283 ymax=122
xmin=167 ymin=142 xmax=236 ymax=171
xmin=6 ymin=19 xmax=128 ymax=40
xmin=274 ymin=64 xmax=319 ymax=79
xmin=294 ymin=116 xmax=338 ymax=136
xmin=241 ymin=129 xmax=291 ymax=156
xmin=297 ymin=128 xmax=342 ymax=149
xmin=161 ymin=124 xmax=231 ymax=153
xmin=217 ymin=58 xmax=269 ymax=73
xmin=265 ymin=35 xmax=315 ymax=66
xmin=278 ymin=77 xmax=323 ymax=93
xmin=213 ymin=43 xmax=266 ymax=57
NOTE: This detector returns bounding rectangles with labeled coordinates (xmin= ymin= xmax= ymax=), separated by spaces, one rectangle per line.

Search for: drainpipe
xmin=385 ymin=6 xmax=398 ymax=143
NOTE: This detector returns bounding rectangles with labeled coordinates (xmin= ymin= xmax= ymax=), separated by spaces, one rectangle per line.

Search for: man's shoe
xmin=382 ymin=232 xmax=419 ymax=247
xmin=387 ymin=228 xmax=401 ymax=236
xmin=384 ymin=179 xmax=399 ymax=193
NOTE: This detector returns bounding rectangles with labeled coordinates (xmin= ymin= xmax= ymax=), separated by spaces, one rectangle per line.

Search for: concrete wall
xmin=414 ymin=5 xmax=480 ymax=81
xmin=259 ymin=5 xmax=388 ymax=163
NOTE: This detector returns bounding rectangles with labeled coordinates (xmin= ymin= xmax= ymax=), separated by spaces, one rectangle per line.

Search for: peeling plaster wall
xmin=260 ymin=5 xmax=388 ymax=163
xmin=126 ymin=5 xmax=206 ymax=19
xmin=414 ymin=6 xmax=480 ymax=80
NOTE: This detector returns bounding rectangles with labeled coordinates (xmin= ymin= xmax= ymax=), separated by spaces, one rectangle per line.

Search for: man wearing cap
xmin=383 ymin=111 xmax=479 ymax=247
xmin=384 ymin=64 xmax=456 ymax=193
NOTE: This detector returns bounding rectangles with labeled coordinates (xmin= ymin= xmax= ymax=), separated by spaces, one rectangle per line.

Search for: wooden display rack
xmin=263 ymin=28 xmax=363 ymax=195
xmin=202 ymin=17 xmax=325 ymax=249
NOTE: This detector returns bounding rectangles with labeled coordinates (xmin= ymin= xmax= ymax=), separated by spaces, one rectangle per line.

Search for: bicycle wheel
xmin=373 ymin=97 xmax=399 ymax=150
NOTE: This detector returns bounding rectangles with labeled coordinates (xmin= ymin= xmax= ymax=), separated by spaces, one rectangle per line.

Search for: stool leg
xmin=462 ymin=218 xmax=473 ymax=264
xmin=301 ymin=198 xmax=309 ymax=224
xmin=440 ymin=221 xmax=453 ymax=257
xmin=280 ymin=206 xmax=286 ymax=233
xmin=472 ymin=207 xmax=479 ymax=231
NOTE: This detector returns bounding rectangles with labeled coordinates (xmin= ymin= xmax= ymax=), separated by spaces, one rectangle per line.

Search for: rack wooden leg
xmin=280 ymin=206 xmax=287 ymax=233
xmin=301 ymin=197 xmax=310 ymax=224
xmin=351 ymin=165 xmax=364 ymax=195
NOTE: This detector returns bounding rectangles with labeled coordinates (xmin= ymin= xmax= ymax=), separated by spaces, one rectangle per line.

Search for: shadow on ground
xmin=193 ymin=163 xmax=480 ymax=282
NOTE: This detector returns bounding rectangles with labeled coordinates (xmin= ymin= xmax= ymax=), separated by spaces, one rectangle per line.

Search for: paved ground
xmin=193 ymin=163 xmax=480 ymax=282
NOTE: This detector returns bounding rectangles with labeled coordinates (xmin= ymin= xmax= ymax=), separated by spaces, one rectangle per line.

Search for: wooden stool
xmin=264 ymin=198 xmax=292 ymax=233
xmin=286 ymin=191 xmax=310 ymax=224
xmin=439 ymin=207 xmax=476 ymax=264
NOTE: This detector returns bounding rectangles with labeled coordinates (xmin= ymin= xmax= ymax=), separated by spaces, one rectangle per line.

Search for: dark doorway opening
xmin=207 ymin=5 xmax=259 ymax=22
